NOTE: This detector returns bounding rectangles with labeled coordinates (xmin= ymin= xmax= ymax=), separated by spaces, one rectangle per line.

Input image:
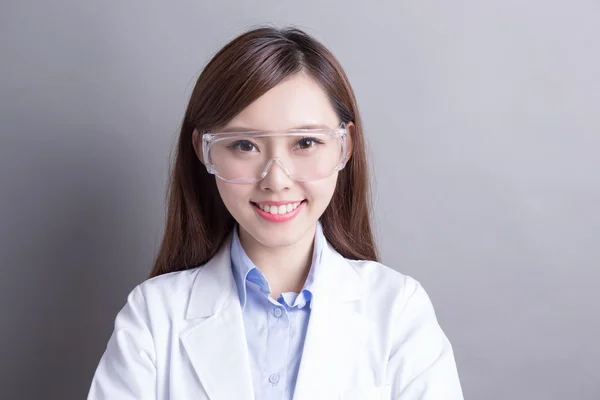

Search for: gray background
xmin=1 ymin=1 xmax=598 ymax=399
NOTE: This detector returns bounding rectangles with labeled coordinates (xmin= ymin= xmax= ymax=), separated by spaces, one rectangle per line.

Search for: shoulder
xmin=347 ymin=258 xmax=420 ymax=294
xmin=345 ymin=262 xmax=462 ymax=397
xmin=345 ymin=258 xmax=428 ymax=313
xmin=138 ymin=267 xmax=201 ymax=296
xmin=124 ymin=267 xmax=203 ymax=320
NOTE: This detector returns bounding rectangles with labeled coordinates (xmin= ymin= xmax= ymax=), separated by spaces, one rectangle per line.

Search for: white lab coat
xmin=88 ymin=235 xmax=463 ymax=400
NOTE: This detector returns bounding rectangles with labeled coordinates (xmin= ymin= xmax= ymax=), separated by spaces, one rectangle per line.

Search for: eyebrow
xmin=220 ymin=123 xmax=332 ymax=132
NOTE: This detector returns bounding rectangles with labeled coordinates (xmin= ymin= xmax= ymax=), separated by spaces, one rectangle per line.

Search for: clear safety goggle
xmin=202 ymin=123 xmax=349 ymax=184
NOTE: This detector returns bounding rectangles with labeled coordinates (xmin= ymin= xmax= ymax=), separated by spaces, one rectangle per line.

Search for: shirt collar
xmin=230 ymin=221 xmax=326 ymax=310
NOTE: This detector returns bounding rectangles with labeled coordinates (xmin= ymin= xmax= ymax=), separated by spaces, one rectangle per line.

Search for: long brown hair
xmin=150 ymin=26 xmax=378 ymax=278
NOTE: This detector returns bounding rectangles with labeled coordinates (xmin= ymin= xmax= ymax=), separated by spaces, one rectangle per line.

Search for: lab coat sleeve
xmin=387 ymin=277 xmax=464 ymax=400
xmin=88 ymin=285 xmax=157 ymax=400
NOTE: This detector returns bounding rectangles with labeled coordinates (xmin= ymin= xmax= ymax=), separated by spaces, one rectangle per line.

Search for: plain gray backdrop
xmin=1 ymin=1 xmax=599 ymax=399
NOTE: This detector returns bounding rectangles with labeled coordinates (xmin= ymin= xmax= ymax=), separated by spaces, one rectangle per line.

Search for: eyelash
xmin=227 ymin=140 xmax=257 ymax=152
xmin=295 ymin=137 xmax=324 ymax=149
xmin=227 ymin=137 xmax=325 ymax=152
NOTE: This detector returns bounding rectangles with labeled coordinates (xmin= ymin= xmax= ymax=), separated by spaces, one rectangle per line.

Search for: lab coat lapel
xmin=293 ymin=242 xmax=367 ymax=400
xmin=180 ymin=236 xmax=254 ymax=400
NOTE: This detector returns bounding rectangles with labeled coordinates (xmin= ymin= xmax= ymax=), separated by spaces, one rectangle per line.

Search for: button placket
xmin=264 ymin=301 xmax=288 ymax=395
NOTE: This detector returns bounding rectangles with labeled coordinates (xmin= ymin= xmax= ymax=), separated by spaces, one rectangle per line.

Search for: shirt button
xmin=273 ymin=307 xmax=283 ymax=318
xmin=269 ymin=373 xmax=280 ymax=384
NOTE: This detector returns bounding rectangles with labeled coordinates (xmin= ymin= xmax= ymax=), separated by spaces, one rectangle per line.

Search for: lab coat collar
xmin=181 ymin=233 xmax=367 ymax=399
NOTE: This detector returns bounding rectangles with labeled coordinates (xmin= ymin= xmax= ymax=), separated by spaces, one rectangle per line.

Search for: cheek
xmin=215 ymin=180 xmax=251 ymax=212
xmin=305 ymin=174 xmax=338 ymax=207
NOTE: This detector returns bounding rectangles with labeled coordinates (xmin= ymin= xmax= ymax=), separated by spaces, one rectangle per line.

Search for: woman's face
xmin=196 ymin=72 xmax=344 ymax=250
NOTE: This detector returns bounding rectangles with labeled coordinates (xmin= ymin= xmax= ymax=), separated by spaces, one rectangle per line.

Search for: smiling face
xmin=193 ymin=72 xmax=344 ymax=250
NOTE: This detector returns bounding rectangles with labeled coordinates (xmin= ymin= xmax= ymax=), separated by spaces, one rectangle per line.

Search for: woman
xmin=88 ymin=26 xmax=463 ymax=400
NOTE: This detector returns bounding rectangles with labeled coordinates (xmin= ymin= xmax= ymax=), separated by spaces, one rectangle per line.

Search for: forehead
xmin=223 ymin=72 xmax=339 ymax=131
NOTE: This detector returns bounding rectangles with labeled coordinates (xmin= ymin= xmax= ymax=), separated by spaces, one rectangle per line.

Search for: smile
xmin=254 ymin=201 xmax=303 ymax=215
xmin=251 ymin=200 xmax=306 ymax=222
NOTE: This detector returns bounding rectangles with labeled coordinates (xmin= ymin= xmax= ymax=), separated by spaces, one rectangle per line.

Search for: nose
xmin=259 ymin=158 xmax=292 ymax=192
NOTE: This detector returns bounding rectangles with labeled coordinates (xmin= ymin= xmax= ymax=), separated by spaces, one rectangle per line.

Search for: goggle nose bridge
xmin=259 ymin=157 xmax=292 ymax=180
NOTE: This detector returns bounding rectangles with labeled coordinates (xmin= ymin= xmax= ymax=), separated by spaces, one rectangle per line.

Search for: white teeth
xmin=256 ymin=201 xmax=303 ymax=215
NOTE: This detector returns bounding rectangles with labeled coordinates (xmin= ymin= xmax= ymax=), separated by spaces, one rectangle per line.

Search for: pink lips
xmin=253 ymin=201 xmax=305 ymax=222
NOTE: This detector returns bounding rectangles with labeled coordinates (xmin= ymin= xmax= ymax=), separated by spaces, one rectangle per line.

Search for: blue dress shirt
xmin=230 ymin=222 xmax=325 ymax=400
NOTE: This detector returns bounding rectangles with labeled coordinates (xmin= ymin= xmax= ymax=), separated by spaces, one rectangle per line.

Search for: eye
xmin=228 ymin=140 xmax=258 ymax=152
xmin=295 ymin=137 xmax=323 ymax=150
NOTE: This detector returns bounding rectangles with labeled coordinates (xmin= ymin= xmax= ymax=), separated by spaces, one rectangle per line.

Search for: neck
xmin=238 ymin=225 xmax=316 ymax=299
